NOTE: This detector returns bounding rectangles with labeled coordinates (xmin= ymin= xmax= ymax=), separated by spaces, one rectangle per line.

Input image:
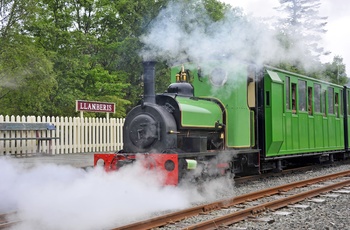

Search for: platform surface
xmin=0 ymin=153 xmax=100 ymax=168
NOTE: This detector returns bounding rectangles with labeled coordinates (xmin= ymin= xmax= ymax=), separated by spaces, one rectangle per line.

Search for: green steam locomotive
xmin=94 ymin=60 xmax=349 ymax=185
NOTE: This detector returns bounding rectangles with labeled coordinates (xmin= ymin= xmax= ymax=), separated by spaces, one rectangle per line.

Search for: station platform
xmin=0 ymin=153 xmax=100 ymax=169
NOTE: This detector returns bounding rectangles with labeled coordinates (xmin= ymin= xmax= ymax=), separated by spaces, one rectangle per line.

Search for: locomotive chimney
xmin=143 ymin=61 xmax=156 ymax=104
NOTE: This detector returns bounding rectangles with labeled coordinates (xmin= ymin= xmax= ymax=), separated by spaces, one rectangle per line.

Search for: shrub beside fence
xmin=0 ymin=115 xmax=125 ymax=156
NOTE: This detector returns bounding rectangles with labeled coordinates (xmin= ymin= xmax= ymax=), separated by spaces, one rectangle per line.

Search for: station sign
xmin=76 ymin=100 xmax=115 ymax=113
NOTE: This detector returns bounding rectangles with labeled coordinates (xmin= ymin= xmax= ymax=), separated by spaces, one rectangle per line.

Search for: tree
xmin=0 ymin=0 xmax=57 ymax=116
xmin=0 ymin=38 xmax=56 ymax=115
xmin=0 ymin=0 xmax=231 ymax=117
xmin=24 ymin=0 xmax=135 ymax=117
xmin=275 ymin=0 xmax=328 ymax=63
xmin=323 ymin=55 xmax=348 ymax=85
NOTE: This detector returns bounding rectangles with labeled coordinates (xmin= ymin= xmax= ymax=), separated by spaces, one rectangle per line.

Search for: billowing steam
xmin=0 ymin=157 xmax=234 ymax=230
xmin=140 ymin=1 xmax=320 ymax=72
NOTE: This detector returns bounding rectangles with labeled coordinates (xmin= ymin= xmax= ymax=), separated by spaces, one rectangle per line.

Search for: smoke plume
xmin=140 ymin=0 xmax=320 ymax=72
xmin=0 ymin=157 xmax=234 ymax=230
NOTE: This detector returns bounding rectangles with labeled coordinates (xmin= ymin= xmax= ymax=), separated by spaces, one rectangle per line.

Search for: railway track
xmin=0 ymin=212 xmax=19 ymax=230
xmin=112 ymin=169 xmax=350 ymax=230
xmin=234 ymin=159 xmax=350 ymax=185
xmin=1 ymin=163 xmax=349 ymax=230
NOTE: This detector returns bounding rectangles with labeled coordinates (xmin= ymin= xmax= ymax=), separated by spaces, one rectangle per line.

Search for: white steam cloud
xmin=0 ymin=157 xmax=235 ymax=230
xmin=140 ymin=1 xmax=320 ymax=72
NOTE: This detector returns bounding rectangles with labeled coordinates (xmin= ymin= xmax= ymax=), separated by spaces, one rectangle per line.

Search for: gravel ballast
xmin=161 ymin=164 xmax=350 ymax=229
xmin=231 ymin=164 xmax=350 ymax=229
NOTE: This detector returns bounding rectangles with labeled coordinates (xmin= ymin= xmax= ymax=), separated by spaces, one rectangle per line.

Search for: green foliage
xmin=155 ymin=61 xmax=171 ymax=94
xmin=203 ymin=0 xmax=228 ymax=21
xmin=322 ymin=56 xmax=348 ymax=85
xmin=0 ymin=36 xmax=56 ymax=116
xmin=0 ymin=0 xmax=272 ymax=118
xmin=1 ymin=0 xmax=175 ymax=117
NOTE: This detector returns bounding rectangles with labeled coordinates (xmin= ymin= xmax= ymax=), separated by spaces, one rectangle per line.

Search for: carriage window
xmin=335 ymin=92 xmax=339 ymax=117
xmin=314 ymin=84 xmax=321 ymax=113
xmin=298 ymin=80 xmax=306 ymax=112
xmin=286 ymin=77 xmax=290 ymax=110
xmin=292 ymin=83 xmax=297 ymax=113
xmin=340 ymin=90 xmax=343 ymax=116
xmin=348 ymin=91 xmax=350 ymax=115
xmin=328 ymin=87 xmax=334 ymax=114
xmin=322 ymin=89 xmax=327 ymax=116
xmin=308 ymin=87 xmax=313 ymax=115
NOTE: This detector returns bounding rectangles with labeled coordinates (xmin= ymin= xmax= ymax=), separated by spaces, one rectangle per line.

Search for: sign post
xmin=76 ymin=100 xmax=116 ymax=118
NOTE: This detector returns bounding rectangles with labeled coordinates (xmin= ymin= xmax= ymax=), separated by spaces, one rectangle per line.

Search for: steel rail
xmin=183 ymin=178 xmax=350 ymax=230
xmin=112 ymin=170 xmax=350 ymax=230
xmin=234 ymin=165 xmax=318 ymax=184
xmin=0 ymin=212 xmax=19 ymax=230
xmin=0 ymin=221 xmax=21 ymax=230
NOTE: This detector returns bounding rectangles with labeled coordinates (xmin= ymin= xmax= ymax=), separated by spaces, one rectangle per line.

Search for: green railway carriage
xmin=262 ymin=66 xmax=346 ymax=159
xmin=345 ymin=86 xmax=350 ymax=152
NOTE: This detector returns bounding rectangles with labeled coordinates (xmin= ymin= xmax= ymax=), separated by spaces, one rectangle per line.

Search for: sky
xmin=220 ymin=0 xmax=350 ymax=76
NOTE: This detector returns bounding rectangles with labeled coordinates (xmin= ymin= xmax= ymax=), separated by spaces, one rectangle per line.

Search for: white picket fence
xmin=0 ymin=115 xmax=125 ymax=156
